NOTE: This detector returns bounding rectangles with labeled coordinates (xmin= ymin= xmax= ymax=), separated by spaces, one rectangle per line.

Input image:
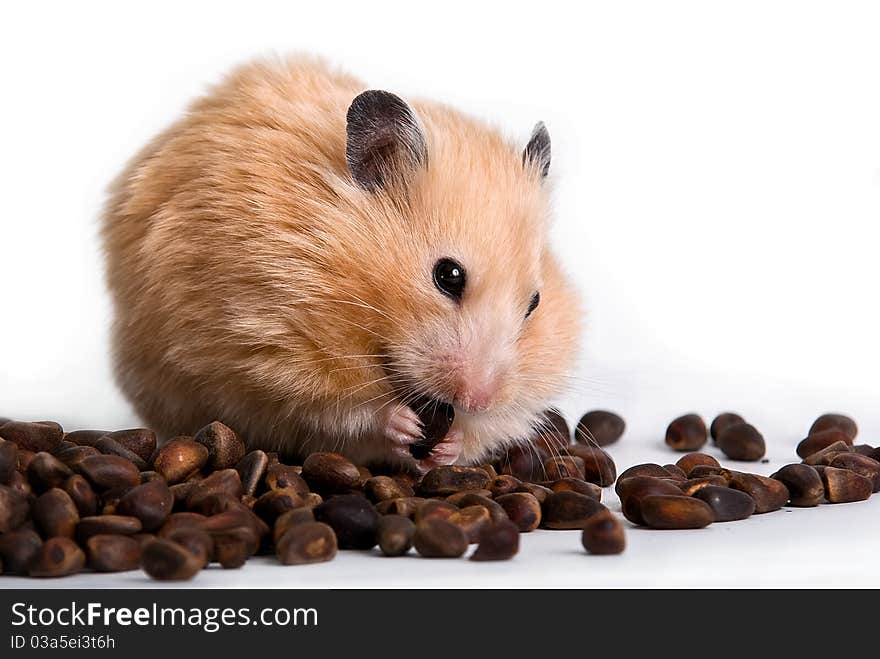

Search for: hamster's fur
xmin=103 ymin=56 xmax=582 ymax=469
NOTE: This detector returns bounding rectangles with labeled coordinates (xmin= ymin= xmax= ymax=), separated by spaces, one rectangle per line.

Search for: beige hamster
xmin=102 ymin=56 xmax=582 ymax=471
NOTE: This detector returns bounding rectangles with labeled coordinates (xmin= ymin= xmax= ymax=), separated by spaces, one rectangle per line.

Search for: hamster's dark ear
xmin=523 ymin=122 xmax=551 ymax=179
xmin=345 ymin=90 xmax=428 ymax=191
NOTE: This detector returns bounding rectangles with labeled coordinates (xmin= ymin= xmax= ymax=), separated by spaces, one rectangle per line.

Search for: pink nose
xmin=455 ymin=378 xmax=497 ymax=413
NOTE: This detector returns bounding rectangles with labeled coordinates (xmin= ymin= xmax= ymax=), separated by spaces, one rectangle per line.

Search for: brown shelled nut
xmin=665 ymin=414 xmax=708 ymax=452
xmin=28 ymin=537 xmax=86 ymax=578
xmin=364 ymin=475 xmax=414 ymax=502
xmin=194 ymin=421 xmax=245 ymax=471
xmin=639 ymin=495 xmax=714 ymax=529
xmin=470 ymin=519 xmax=520 ymax=561
xmin=0 ymin=421 xmax=63 ymax=453
xmin=797 ymin=430 xmax=853 ymax=459
xmin=447 ymin=505 xmax=491 ymax=543
xmin=568 ymin=445 xmax=616 ymax=486
xmin=542 ymin=456 xmax=586 ymax=481
xmin=828 ymin=453 xmax=880 ymax=492
xmin=615 ymin=464 xmax=674 ymax=495
xmin=87 ymin=534 xmax=142 ymax=572
xmin=692 ymin=486 xmax=756 ymax=522
xmin=0 ymin=529 xmax=42 ymax=575
xmin=276 ymin=522 xmax=338 ymax=565
xmin=313 ymin=494 xmax=379 ymax=549
xmin=709 ymin=413 xmax=745 ymax=443
xmin=301 ymin=452 xmax=361 ymax=494
xmin=541 ymin=491 xmax=606 ymax=530
xmin=678 ymin=475 xmax=728 ymax=497
xmin=802 ymin=441 xmax=852 ymax=466
xmin=27 ymin=452 xmax=73 ymax=492
xmin=414 ymin=500 xmax=458 ymax=524
xmin=770 ymin=464 xmax=824 ymax=507
xmin=152 ymin=437 xmax=209 ymax=484
xmin=727 ymin=472 xmax=790 ymax=513
xmin=417 ymin=466 xmax=491 ymax=497
xmin=581 ymin=510 xmax=626 ymax=554
xmin=808 ymin=414 xmax=857 ymax=441
xmin=716 ymin=423 xmax=766 ymax=461
xmin=575 ymin=411 xmax=625 ymax=447
xmin=413 ymin=518 xmax=468 ymax=558
xmin=821 ymin=467 xmax=872 ymax=503
xmin=675 ymin=453 xmax=721 ymax=476
xmin=116 ymin=480 xmax=174 ymax=532
xmin=165 ymin=528 xmax=213 ymax=566
xmin=141 ymin=538 xmax=204 ymax=580
xmin=236 ymin=450 xmax=269 ymax=497
xmin=94 ymin=436 xmax=149 ymax=471
xmin=374 ymin=497 xmax=425 ymax=518
xmin=488 ymin=475 xmax=523 ymax=498
xmin=376 ymin=514 xmax=416 ymax=557
xmin=76 ymin=515 xmax=143 ymax=543
xmin=618 ymin=477 xmax=683 ymax=526
xmin=545 ymin=478 xmax=601 ymax=500
xmin=79 ymin=454 xmax=141 ymax=490
xmin=495 ymin=493 xmax=542 ymax=532
xmin=101 ymin=428 xmax=157 ymax=463
xmin=662 ymin=464 xmax=688 ymax=480
xmin=0 ymin=484 xmax=31 ymax=533
xmin=32 ymin=488 xmax=80 ymax=538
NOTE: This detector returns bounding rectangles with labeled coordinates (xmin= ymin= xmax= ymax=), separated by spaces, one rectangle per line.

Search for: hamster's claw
xmin=382 ymin=404 xmax=423 ymax=459
xmin=382 ymin=404 xmax=462 ymax=468
xmin=417 ymin=429 xmax=463 ymax=472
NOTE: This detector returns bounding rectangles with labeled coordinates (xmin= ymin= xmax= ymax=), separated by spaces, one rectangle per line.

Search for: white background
xmin=1 ymin=1 xmax=879 ymax=587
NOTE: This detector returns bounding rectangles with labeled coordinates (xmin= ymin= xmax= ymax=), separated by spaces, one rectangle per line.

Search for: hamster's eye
xmin=433 ymin=259 xmax=466 ymax=300
xmin=525 ymin=292 xmax=540 ymax=319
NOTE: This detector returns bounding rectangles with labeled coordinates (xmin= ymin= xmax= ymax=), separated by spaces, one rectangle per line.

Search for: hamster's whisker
xmin=338 ymin=292 xmax=395 ymax=322
xmin=336 ymin=373 xmax=395 ymax=401
xmin=335 ymin=319 xmax=393 ymax=343
xmin=380 ymin=394 xmax=414 ymax=422
xmin=326 ymin=362 xmax=386 ymax=375
xmin=314 ymin=313 xmax=397 ymax=345
xmin=518 ymin=426 xmax=550 ymax=482
xmin=321 ymin=296 xmax=417 ymax=344
xmin=315 ymin=355 xmax=392 ymax=374
xmin=322 ymin=318 xmax=422 ymax=366
xmin=576 ymin=425 xmax=602 ymax=451
xmin=552 ymin=372 xmax=623 ymax=396
xmin=371 ymin=395 xmax=401 ymax=418
xmin=513 ymin=373 xmax=581 ymax=397
xmin=390 ymin=387 xmax=422 ymax=414
xmin=353 ymin=389 xmax=395 ymax=411
xmin=322 ymin=298 xmax=393 ymax=322
xmin=502 ymin=403 xmax=558 ymax=481
xmin=291 ymin=352 xmax=388 ymax=365
xmin=383 ymin=386 xmax=425 ymax=422
xmin=324 ymin=295 xmax=425 ymax=347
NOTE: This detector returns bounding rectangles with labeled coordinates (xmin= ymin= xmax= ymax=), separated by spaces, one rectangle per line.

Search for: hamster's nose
xmin=453 ymin=375 xmax=499 ymax=413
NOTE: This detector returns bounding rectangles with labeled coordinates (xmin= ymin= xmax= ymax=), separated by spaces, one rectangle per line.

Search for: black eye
xmin=433 ymin=258 xmax=466 ymax=300
xmin=525 ymin=292 xmax=540 ymax=318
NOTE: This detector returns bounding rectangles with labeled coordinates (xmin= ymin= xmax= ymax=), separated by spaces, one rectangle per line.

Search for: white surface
xmin=1 ymin=2 xmax=880 ymax=588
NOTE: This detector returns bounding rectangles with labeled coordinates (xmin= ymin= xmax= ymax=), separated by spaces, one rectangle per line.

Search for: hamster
xmin=102 ymin=56 xmax=582 ymax=471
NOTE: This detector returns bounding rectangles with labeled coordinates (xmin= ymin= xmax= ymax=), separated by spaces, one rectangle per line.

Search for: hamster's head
xmin=332 ymin=90 xmax=583 ymax=462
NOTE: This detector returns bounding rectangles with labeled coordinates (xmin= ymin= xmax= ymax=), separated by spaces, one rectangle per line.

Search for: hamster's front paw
xmin=416 ymin=428 xmax=464 ymax=472
xmin=381 ymin=404 xmax=423 ymax=459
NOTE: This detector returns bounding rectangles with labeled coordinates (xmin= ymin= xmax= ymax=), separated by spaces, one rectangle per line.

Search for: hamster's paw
xmin=381 ymin=404 xmax=423 ymax=459
xmin=417 ymin=428 xmax=464 ymax=472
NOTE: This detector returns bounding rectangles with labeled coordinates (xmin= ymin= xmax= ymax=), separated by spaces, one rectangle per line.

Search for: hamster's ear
xmin=522 ymin=122 xmax=551 ymax=179
xmin=345 ymin=90 xmax=428 ymax=191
